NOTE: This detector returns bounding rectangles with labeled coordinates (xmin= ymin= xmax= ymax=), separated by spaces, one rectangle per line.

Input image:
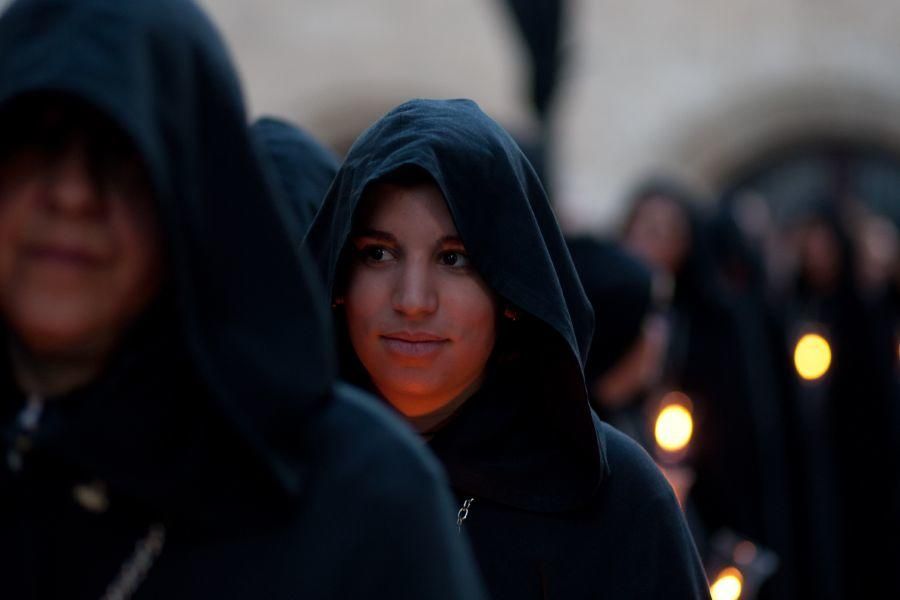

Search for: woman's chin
xmin=377 ymin=384 xmax=452 ymax=417
xmin=8 ymin=316 xmax=108 ymax=360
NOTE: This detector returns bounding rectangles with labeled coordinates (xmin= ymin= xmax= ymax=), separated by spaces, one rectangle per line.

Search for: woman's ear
xmin=503 ymin=304 xmax=521 ymax=322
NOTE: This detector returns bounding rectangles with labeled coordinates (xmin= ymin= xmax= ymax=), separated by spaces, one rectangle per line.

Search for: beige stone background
xmin=197 ymin=1 xmax=900 ymax=232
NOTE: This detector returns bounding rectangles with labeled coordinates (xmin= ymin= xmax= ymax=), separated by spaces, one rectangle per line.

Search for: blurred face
xmin=0 ymin=108 xmax=163 ymax=364
xmin=856 ymin=213 xmax=898 ymax=293
xmin=343 ymin=181 xmax=497 ymax=418
xmin=798 ymin=220 xmax=841 ymax=292
xmin=624 ymin=195 xmax=691 ymax=275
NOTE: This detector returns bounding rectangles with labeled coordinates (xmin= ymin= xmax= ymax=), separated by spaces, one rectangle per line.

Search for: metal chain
xmin=101 ymin=524 xmax=166 ymax=600
xmin=5 ymin=393 xmax=165 ymax=600
xmin=456 ymin=497 xmax=475 ymax=534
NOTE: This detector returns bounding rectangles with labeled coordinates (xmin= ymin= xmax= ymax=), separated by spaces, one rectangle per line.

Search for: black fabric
xmin=567 ymin=236 xmax=653 ymax=383
xmin=306 ymin=98 xmax=710 ymax=598
xmin=0 ymin=2 xmax=487 ymax=598
xmin=708 ymin=208 xmax=797 ymax=600
xmin=459 ymin=423 xmax=709 ymax=600
xmin=251 ymin=116 xmax=338 ymax=237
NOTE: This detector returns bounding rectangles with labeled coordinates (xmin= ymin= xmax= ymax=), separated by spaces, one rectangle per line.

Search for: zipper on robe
xmin=457 ymin=497 xmax=475 ymax=533
xmin=6 ymin=393 xmax=45 ymax=472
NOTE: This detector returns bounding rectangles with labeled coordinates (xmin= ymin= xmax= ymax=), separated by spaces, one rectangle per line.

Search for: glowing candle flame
xmin=654 ymin=400 xmax=693 ymax=453
xmin=793 ymin=333 xmax=832 ymax=381
xmin=710 ymin=567 xmax=743 ymax=600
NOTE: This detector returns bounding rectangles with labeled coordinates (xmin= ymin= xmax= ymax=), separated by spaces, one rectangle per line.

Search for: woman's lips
xmin=26 ymin=244 xmax=104 ymax=267
xmin=380 ymin=333 xmax=450 ymax=358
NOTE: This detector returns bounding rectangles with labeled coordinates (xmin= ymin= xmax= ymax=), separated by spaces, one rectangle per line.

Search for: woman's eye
xmin=439 ymin=251 xmax=470 ymax=268
xmin=358 ymin=245 xmax=394 ymax=264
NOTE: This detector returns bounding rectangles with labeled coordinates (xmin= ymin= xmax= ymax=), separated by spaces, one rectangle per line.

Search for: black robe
xmin=0 ymin=1 xmax=486 ymax=598
xmin=306 ymin=98 xmax=710 ymax=599
xmin=251 ymin=116 xmax=339 ymax=237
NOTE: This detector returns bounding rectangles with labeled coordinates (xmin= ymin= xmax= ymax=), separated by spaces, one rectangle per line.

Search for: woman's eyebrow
xmin=437 ymin=234 xmax=465 ymax=247
xmin=352 ymin=228 xmax=397 ymax=244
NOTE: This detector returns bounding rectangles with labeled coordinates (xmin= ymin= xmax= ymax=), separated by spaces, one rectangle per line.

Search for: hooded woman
xmin=0 ymin=1 xmax=487 ymax=598
xmin=251 ymin=116 xmax=339 ymax=237
xmin=622 ymin=182 xmax=771 ymax=548
xmin=305 ymin=98 xmax=710 ymax=599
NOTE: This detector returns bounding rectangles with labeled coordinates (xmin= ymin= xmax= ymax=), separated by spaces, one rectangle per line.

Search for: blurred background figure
xmin=722 ymin=146 xmax=900 ymax=599
xmin=621 ymin=180 xmax=792 ymax=599
xmin=251 ymin=116 xmax=339 ymax=237
xmin=567 ymin=236 xmax=701 ymax=530
xmin=566 ymin=237 xmax=668 ymax=448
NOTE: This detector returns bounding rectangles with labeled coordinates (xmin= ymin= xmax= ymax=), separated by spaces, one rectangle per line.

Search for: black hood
xmin=251 ymin=116 xmax=339 ymax=237
xmin=0 ymin=0 xmax=335 ymax=509
xmin=306 ymin=98 xmax=605 ymax=512
xmin=567 ymin=236 xmax=654 ymax=384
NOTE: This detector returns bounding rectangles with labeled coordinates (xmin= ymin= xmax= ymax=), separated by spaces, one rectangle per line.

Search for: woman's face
xmin=0 ymin=114 xmax=163 ymax=362
xmin=344 ymin=180 xmax=497 ymax=418
xmin=624 ymin=195 xmax=691 ymax=275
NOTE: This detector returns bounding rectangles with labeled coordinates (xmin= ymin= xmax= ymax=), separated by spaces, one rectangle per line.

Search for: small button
xmin=73 ymin=481 xmax=110 ymax=513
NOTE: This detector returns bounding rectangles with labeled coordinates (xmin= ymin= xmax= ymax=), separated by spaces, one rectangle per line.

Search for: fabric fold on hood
xmin=306 ymin=98 xmax=606 ymax=512
xmin=0 ymin=0 xmax=335 ymax=514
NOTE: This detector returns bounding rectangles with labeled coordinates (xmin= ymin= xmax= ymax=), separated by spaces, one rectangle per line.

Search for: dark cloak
xmin=0 ymin=1 xmax=486 ymax=598
xmin=306 ymin=98 xmax=710 ymax=599
xmin=707 ymin=208 xmax=797 ymax=600
xmin=251 ymin=116 xmax=339 ymax=236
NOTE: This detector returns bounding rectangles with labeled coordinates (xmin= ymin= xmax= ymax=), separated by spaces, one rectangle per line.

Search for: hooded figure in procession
xmin=566 ymin=236 xmax=664 ymax=440
xmin=251 ymin=116 xmax=339 ymax=237
xmin=0 ymin=1 xmax=488 ymax=598
xmin=305 ymin=98 xmax=711 ymax=600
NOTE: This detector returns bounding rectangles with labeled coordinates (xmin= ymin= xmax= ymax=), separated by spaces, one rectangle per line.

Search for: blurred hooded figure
xmin=708 ymin=207 xmax=796 ymax=600
xmin=566 ymin=236 xmax=664 ymax=444
xmin=306 ymin=98 xmax=710 ymax=599
xmin=251 ymin=116 xmax=339 ymax=237
xmin=568 ymin=235 xmax=722 ymax=570
xmin=622 ymin=180 xmax=773 ymax=569
xmin=782 ymin=205 xmax=900 ymax=599
xmin=0 ymin=1 xmax=488 ymax=598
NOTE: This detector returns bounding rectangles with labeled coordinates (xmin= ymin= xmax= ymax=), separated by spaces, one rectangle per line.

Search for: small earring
xmin=331 ymin=296 xmax=345 ymax=309
xmin=503 ymin=306 xmax=521 ymax=321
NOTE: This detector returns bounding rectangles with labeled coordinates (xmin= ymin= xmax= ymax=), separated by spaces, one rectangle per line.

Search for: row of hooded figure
xmin=568 ymin=178 xmax=900 ymax=600
xmin=11 ymin=0 xmax=885 ymax=598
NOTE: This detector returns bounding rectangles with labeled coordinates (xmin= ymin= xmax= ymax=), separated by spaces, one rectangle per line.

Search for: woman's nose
xmin=392 ymin=261 xmax=438 ymax=317
xmin=43 ymin=144 xmax=105 ymax=218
